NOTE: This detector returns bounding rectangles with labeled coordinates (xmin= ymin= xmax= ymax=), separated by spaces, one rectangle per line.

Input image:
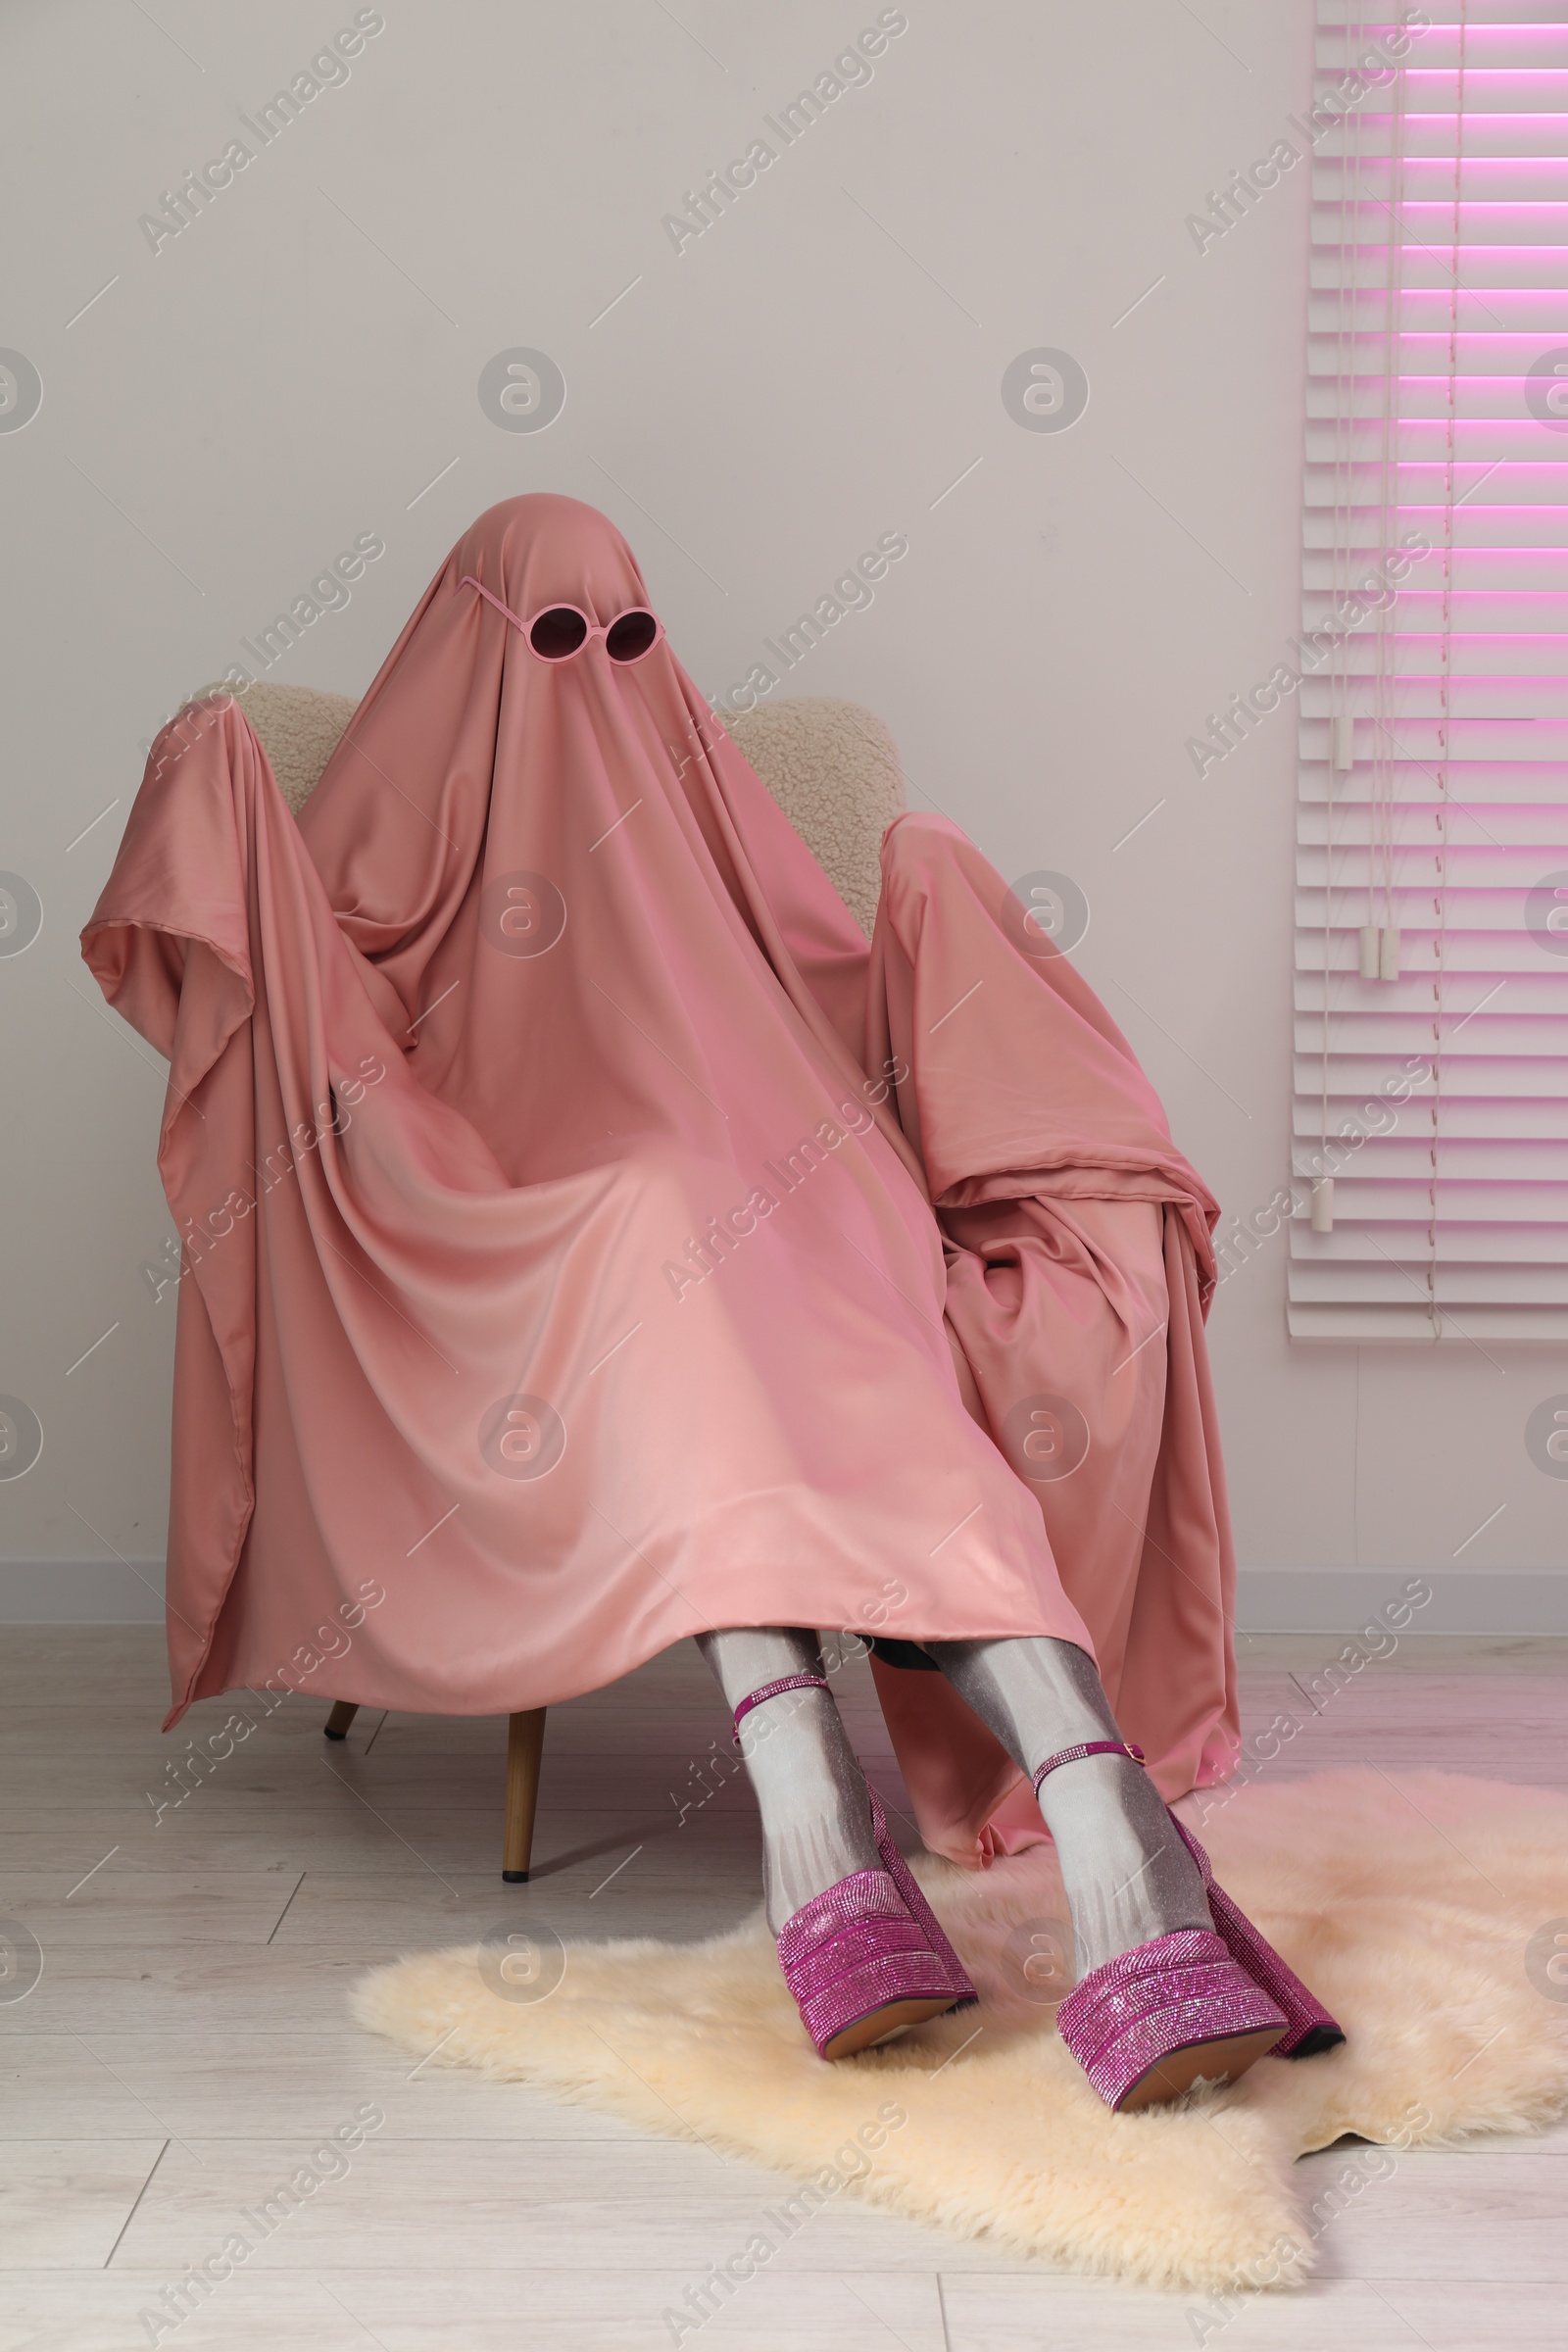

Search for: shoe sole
xmin=1116 ymin=2025 xmax=1284 ymax=2111
xmin=1282 ymin=2022 xmax=1347 ymax=2060
xmin=821 ymin=1995 xmax=963 ymax=2062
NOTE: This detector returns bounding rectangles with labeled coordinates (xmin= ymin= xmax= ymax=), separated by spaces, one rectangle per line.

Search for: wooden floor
xmin=3 ymin=1626 xmax=1566 ymax=2349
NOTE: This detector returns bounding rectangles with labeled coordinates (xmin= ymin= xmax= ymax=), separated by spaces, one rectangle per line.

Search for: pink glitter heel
xmin=1056 ymin=1928 xmax=1287 ymax=2110
xmin=1166 ymin=1812 xmax=1345 ymax=2060
xmin=734 ymin=1675 xmax=976 ymax=2062
xmin=1036 ymin=1739 xmax=1309 ymax=2109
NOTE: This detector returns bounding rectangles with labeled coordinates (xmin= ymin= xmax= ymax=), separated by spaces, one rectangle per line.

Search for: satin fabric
xmin=81 ymin=492 xmax=1238 ymax=1842
xmin=864 ymin=819 xmax=1241 ymax=1852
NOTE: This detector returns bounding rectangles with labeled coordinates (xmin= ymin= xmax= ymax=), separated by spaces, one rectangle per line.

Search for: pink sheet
xmin=82 ymin=494 xmax=1238 ymax=1850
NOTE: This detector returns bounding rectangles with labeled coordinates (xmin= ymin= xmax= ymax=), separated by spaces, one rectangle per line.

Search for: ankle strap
xmin=732 ymin=1672 xmax=830 ymax=1743
xmin=1032 ymin=1738 xmax=1145 ymax=1795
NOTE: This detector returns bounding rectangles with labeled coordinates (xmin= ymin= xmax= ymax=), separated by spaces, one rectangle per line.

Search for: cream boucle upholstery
xmin=194 ymin=681 xmax=359 ymax=820
xmin=192 ymin=682 xmax=905 ymax=938
xmin=719 ymin=696 xmax=905 ymax=939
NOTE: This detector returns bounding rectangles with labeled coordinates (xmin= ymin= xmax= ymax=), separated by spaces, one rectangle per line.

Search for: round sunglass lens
xmin=529 ymin=607 xmax=589 ymax=661
xmin=605 ymin=610 xmax=659 ymax=663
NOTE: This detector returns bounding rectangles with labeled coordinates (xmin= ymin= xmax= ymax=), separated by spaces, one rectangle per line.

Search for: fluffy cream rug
xmin=353 ymin=1771 xmax=1568 ymax=2293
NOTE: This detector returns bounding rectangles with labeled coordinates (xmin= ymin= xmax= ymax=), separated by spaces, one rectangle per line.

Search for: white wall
xmin=2 ymin=0 xmax=1564 ymax=1624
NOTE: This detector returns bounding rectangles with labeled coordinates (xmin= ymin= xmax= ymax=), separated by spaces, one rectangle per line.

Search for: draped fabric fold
xmin=865 ymin=816 xmax=1241 ymax=1854
xmin=82 ymin=493 xmax=1238 ymax=1846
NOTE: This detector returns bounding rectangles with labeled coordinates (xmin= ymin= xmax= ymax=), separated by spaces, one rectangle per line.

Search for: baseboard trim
xmin=3 ymin=1560 xmax=1565 ymax=1636
xmin=1236 ymin=1566 xmax=1568 ymax=1638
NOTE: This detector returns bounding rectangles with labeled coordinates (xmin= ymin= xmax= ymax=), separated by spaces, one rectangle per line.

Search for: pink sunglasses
xmin=460 ymin=573 xmax=664 ymax=665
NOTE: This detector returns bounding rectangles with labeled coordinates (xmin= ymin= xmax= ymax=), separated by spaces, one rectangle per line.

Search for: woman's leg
xmin=697 ymin=1628 xmax=880 ymax=1933
xmin=924 ymin=1636 xmax=1210 ymax=1976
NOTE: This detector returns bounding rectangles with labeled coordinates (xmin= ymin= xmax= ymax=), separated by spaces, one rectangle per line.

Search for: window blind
xmin=1290 ymin=0 xmax=1568 ymax=1342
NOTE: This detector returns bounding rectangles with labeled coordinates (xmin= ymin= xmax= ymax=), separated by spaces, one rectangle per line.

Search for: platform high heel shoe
xmin=1164 ymin=1801 xmax=1347 ymax=2061
xmin=734 ymin=1674 xmax=976 ymax=2061
xmin=1045 ymin=1740 xmax=1345 ymax=2111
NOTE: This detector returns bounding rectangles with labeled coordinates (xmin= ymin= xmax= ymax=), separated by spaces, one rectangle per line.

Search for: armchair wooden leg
xmin=323 ymin=1701 xmax=360 ymax=1741
xmin=502 ymin=1707 xmax=547 ymax=1883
